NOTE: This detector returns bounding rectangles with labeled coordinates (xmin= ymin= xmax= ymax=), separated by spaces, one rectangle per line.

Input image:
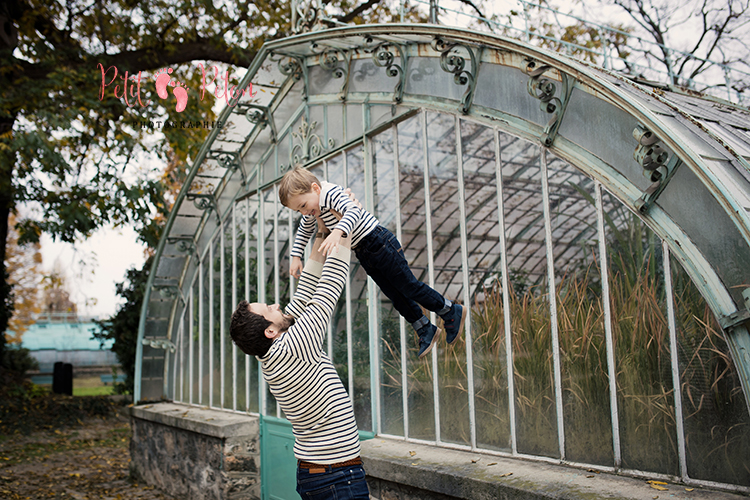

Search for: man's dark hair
xmin=230 ymin=300 xmax=274 ymax=357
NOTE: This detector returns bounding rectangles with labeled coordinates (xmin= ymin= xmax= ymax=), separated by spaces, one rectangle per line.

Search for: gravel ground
xmin=0 ymin=410 xmax=176 ymax=500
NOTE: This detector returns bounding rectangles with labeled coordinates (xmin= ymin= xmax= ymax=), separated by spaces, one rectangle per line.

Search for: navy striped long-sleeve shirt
xmin=261 ymin=246 xmax=360 ymax=463
xmin=290 ymin=181 xmax=379 ymax=258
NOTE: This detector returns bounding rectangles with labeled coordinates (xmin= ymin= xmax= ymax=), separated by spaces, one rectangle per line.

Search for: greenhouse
xmin=132 ymin=19 xmax=750 ymax=497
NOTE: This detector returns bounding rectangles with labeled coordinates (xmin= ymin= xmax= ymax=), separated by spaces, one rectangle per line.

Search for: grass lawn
xmin=72 ymin=375 xmax=115 ymax=396
xmin=31 ymin=375 xmax=118 ymax=396
xmin=73 ymin=385 xmax=115 ymax=396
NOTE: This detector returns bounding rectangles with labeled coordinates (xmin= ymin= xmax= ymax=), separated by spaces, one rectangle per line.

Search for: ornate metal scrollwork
xmin=274 ymin=54 xmax=309 ymax=102
xmin=632 ymin=124 xmax=682 ymax=213
xmin=207 ymin=150 xmax=240 ymax=171
xmin=280 ymin=117 xmax=334 ymax=172
xmin=526 ymin=60 xmax=575 ymax=148
xmin=207 ymin=150 xmax=246 ymax=186
xmin=364 ymin=37 xmax=408 ymax=105
xmin=142 ymin=337 xmax=177 ymax=353
xmin=312 ymin=44 xmax=351 ymax=101
xmin=236 ymin=103 xmax=266 ymax=125
xmin=167 ymin=236 xmax=197 ymax=256
xmin=293 ymin=0 xmax=319 ymax=33
xmin=235 ymin=103 xmax=278 ymax=143
xmin=431 ymin=38 xmax=480 ymax=114
xmin=186 ymin=193 xmax=218 ymax=220
xmin=291 ymin=0 xmax=336 ymax=33
xmin=154 ymin=285 xmax=179 ymax=300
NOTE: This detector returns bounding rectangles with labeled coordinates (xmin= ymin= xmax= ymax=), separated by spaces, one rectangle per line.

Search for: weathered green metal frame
xmin=136 ymin=24 xmax=750 ymax=425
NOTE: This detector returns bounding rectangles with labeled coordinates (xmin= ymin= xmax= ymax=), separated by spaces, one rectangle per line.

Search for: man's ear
xmin=311 ymin=182 xmax=321 ymax=194
xmin=264 ymin=326 xmax=277 ymax=339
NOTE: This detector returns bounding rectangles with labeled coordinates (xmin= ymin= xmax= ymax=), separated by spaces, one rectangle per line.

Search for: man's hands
xmin=319 ymin=229 xmax=344 ymax=256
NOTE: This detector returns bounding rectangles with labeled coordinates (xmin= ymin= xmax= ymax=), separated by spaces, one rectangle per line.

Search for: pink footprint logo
xmin=154 ymin=68 xmax=189 ymax=112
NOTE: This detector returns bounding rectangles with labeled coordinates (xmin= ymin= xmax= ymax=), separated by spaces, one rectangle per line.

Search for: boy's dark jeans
xmin=354 ymin=225 xmax=445 ymax=325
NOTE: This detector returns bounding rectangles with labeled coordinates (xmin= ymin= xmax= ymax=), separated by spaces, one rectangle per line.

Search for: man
xmin=230 ymin=226 xmax=369 ymax=499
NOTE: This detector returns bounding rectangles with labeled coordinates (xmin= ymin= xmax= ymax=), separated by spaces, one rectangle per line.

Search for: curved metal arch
xmin=137 ymin=24 xmax=750 ymax=414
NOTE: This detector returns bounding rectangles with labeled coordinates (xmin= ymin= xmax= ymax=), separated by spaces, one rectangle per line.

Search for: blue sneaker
xmin=442 ymin=303 xmax=467 ymax=345
xmin=417 ymin=324 xmax=439 ymax=358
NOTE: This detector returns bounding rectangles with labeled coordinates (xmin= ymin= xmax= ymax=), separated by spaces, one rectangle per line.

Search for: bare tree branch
xmin=336 ymin=0 xmax=382 ymax=23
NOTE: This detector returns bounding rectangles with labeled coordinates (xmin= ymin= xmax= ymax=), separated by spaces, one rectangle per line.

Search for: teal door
xmin=260 ymin=415 xmax=299 ymax=500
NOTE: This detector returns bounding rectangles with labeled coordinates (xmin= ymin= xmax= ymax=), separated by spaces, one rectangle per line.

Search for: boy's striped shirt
xmin=290 ymin=181 xmax=379 ymax=258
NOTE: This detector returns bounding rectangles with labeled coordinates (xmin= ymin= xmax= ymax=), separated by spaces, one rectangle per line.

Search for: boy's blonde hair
xmin=278 ymin=166 xmax=321 ymax=207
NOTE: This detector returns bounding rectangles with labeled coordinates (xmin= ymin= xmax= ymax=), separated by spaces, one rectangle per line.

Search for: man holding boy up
xmin=278 ymin=166 xmax=466 ymax=358
xmin=230 ymin=229 xmax=369 ymax=499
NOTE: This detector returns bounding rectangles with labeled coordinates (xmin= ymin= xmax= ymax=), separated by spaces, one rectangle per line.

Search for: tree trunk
xmin=0 ymin=115 xmax=14 ymax=368
xmin=0 ymin=0 xmax=20 ymax=367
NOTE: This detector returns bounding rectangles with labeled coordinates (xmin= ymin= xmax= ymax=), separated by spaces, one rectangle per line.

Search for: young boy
xmin=278 ymin=166 xmax=467 ymax=358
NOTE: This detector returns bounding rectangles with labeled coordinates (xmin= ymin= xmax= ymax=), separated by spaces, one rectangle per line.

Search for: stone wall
xmin=130 ymin=403 xmax=749 ymax=500
xmin=130 ymin=403 xmax=259 ymax=500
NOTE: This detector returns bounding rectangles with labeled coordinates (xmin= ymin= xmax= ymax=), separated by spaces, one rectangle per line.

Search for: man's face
xmin=286 ymin=183 xmax=321 ymax=217
xmin=248 ymin=302 xmax=293 ymax=338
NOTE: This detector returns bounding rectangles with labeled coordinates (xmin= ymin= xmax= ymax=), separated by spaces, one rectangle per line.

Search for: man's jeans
xmin=355 ymin=225 xmax=446 ymax=325
xmin=296 ymin=464 xmax=369 ymax=499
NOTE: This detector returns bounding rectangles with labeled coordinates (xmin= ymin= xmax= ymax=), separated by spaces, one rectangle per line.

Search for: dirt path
xmin=0 ymin=411 xmax=176 ymax=500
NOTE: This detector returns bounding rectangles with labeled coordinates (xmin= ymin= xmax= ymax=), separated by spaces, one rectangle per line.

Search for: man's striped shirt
xmin=261 ymin=247 xmax=360 ymax=463
xmin=290 ymin=181 xmax=379 ymax=258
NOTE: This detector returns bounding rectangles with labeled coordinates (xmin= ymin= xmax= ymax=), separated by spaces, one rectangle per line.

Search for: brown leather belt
xmin=298 ymin=457 xmax=362 ymax=472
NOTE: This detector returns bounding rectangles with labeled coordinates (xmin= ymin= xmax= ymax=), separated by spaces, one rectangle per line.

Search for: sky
xmin=40 ymin=226 xmax=147 ymax=320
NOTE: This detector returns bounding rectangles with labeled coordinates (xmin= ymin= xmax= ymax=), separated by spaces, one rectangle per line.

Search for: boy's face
xmin=287 ymin=183 xmax=321 ymax=217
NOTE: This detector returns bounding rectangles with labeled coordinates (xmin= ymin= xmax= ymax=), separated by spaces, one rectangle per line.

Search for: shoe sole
xmin=447 ymin=306 xmax=468 ymax=346
xmin=419 ymin=327 xmax=442 ymax=359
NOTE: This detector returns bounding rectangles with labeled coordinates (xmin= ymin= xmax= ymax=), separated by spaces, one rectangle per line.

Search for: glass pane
xmin=262 ymin=188 xmax=279 ymax=416
xmin=461 ymin=123 xmax=511 ymax=452
xmin=603 ymin=191 xmax=678 ymax=475
xmin=327 ymin=155 xmax=344 ymax=186
xmin=211 ymin=239 xmax=221 ymax=409
xmin=546 ymin=155 xmax=613 ymax=465
xmin=233 ymin=203 xmax=247 ymax=412
xmin=501 ymin=132 xmax=559 ymax=458
xmin=427 ymin=112 xmax=469 ymax=447
xmin=325 ymin=154 xmax=351 ymax=407
xmin=671 ymin=254 xmax=750 ymax=486
xmin=347 ymin=145 xmax=372 ymax=431
xmin=246 ymin=195 xmax=260 ymax=414
xmin=372 ymin=127 xmax=404 ymax=437
xmin=397 ymin=113 xmax=435 ymax=440
xmin=200 ymin=259 xmax=210 ymax=406
xmin=190 ymin=282 xmax=199 ymax=404
xmin=223 ymin=217 xmax=233 ymax=410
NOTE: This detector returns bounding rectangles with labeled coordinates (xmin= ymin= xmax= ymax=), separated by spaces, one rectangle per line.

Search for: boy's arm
xmin=290 ymin=215 xmax=316 ymax=259
xmin=284 ymin=235 xmax=326 ymax=319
